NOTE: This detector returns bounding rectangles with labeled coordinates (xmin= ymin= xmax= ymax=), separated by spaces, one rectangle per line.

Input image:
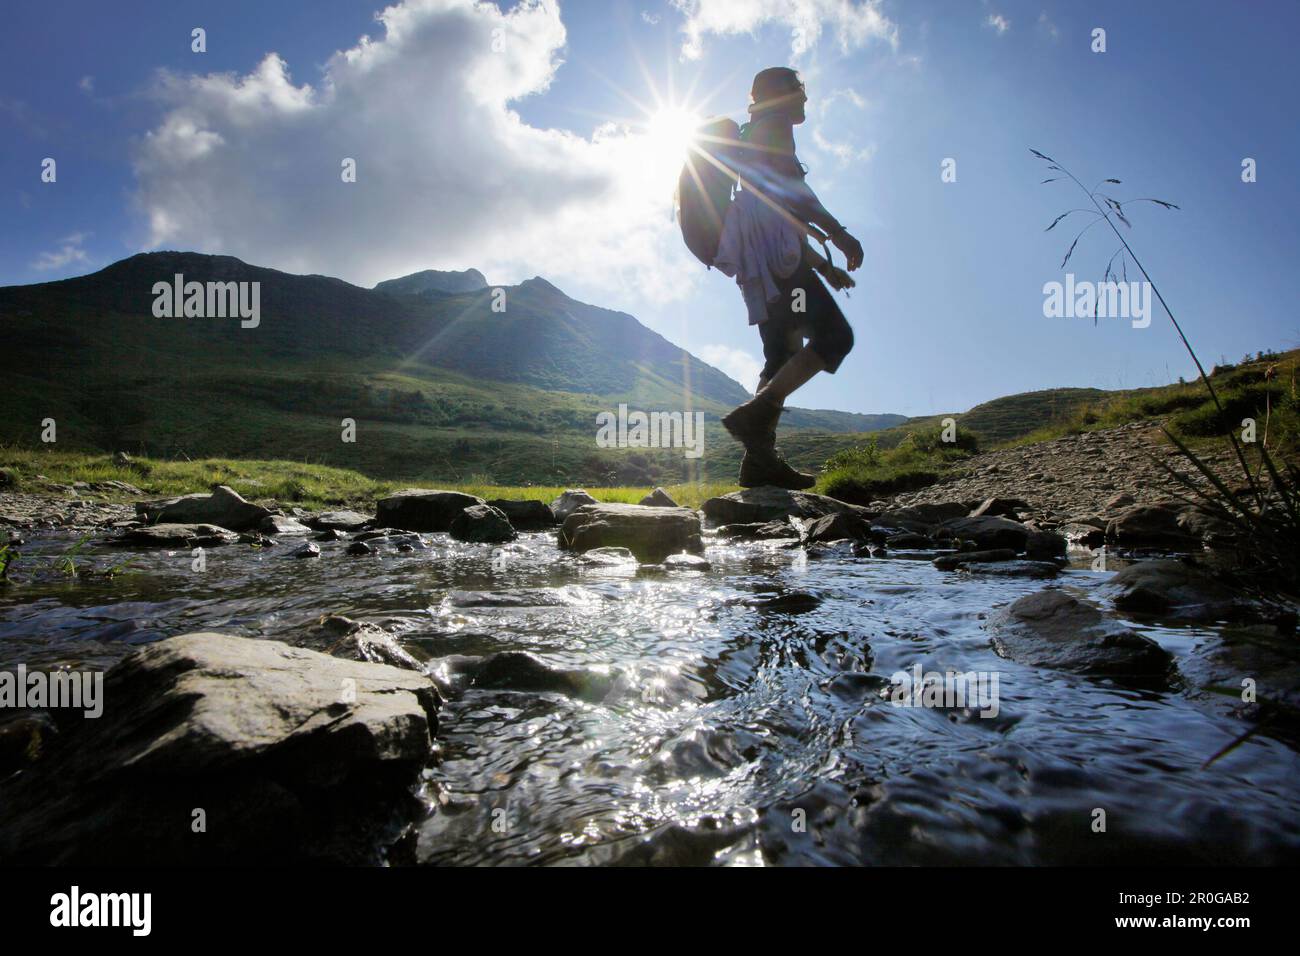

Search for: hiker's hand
xmin=832 ymin=231 xmax=864 ymax=271
xmin=822 ymin=265 xmax=856 ymax=291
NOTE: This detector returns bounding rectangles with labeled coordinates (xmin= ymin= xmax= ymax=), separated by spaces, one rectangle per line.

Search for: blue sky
xmin=3 ymin=0 xmax=1298 ymax=417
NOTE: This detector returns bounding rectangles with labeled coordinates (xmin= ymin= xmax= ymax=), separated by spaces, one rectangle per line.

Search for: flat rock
xmin=933 ymin=548 xmax=1017 ymax=570
xmin=715 ymin=519 xmax=798 ymax=541
xmin=872 ymin=502 xmax=970 ymax=533
xmin=560 ymin=503 xmax=703 ymax=564
xmin=375 ymin=489 xmax=485 ymax=532
xmin=139 ymin=485 xmax=271 ymax=532
xmin=969 ymin=497 xmax=1029 ymax=518
xmin=310 ymin=510 xmax=371 ymax=531
xmin=986 ymin=589 xmax=1173 ymax=679
xmin=702 ymin=487 xmax=868 ymax=526
xmin=1106 ymin=501 xmax=1202 ymax=551
xmin=801 ymin=512 xmax=871 ymax=545
xmin=1099 ymin=558 xmax=1274 ymax=622
xmin=260 ymin=514 xmax=313 ymax=536
xmin=0 ymin=633 xmax=439 ymax=865
xmin=108 ymin=523 xmax=238 ymax=548
xmin=936 ymin=515 xmax=1030 ymax=551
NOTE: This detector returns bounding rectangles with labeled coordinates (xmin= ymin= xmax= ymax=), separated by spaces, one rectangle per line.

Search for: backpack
xmin=676 ymin=117 xmax=742 ymax=267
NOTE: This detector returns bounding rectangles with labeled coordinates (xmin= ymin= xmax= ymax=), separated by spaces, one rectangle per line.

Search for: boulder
xmin=551 ymin=489 xmax=600 ymax=522
xmin=1105 ymin=502 xmax=1201 ymax=551
xmin=0 ymin=633 xmax=439 ymax=865
xmin=1099 ymin=558 xmax=1271 ymax=622
xmin=638 ymin=487 xmax=680 ymax=508
xmin=801 ymin=512 xmax=871 ymax=545
xmin=139 ymin=485 xmax=271 ymax=532
xmin=702 ymin=487 xmax=868 ymax=526
xmin=376 ymin=489 xmax=485 ymax=532
xmin=871 ymin=502 xmax=970 ymax=533
xmin=1060 ymin=522 xmax=1106 ymax=547
xmin=108 ymin=523 xmax=238 ymax=548
xmin=662 ymin=552 xmax=711 ymax=571
xmin=560 ymin=503 xmax=703 ymax=563
xmin=290 ymin=542 xmax=321 ymax=559
xmin=260 ymin=514 xmax=313 ymax=536
xmin=957 ymin=560 xmax=1060 ymax=579
xmin=986 ymin=589 xmax=1173 ymax=679
xmin=936 ymin=515 xmax=1030 ymax=551
xmin=449 ymin=504 xmax=517 ymax=544
xmin=969 ymin=497 xmax=1029 ymax=518
xmin=310 ymin=510 xmax=371 ymax=531
xmin=486 ymin=498 xmax=556 ymax=530
xmin=884 ymin=532 xmax=935 ymax=549
xmin=1025 ymin=529 xmax=1067 ymax=560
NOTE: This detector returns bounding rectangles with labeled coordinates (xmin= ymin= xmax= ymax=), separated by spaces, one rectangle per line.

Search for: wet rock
xmin=1060 ymin=522 xmax=1106 ymax=547
xmin=551 ymin=489 xmax=599 ymax=522
xmin=885 ymin=532 xmax=935 ymax=549
xmin=486 ymin=499 xmax=555 ymax=530
xmin=449 ymin=504 xmax=517 ymax=544
xmin=560 ymin=503 xmax=703 ymax=564
xmin=108 ymin=523 xmax=238 ymax=548
xmin=0 ymin=633 xmax=440 ymax=865
xmin=933 ymin=548 xmax=1017 ymax=570
xmin=1025 ymin=529 xmax=1067 ymax=560
xmin=346 ymin=541 xmax=375 ymax=556
xmin=140 ymin=485 xmax=271 ymax=532
xmin=957 ymin=560 xmax=1061 ymax=578
xmin=702 ymin=487 xmax=870 ymax=525
xmin=467 ymin=651 xmax=611 ymax=702
xmin=297 ymin=616 xmax=425 ymax=671
xmin=238 ymin=532 xmax=276 ymax=547
xmin=375 ymin=489 xmax=485 ymax=532
xmin=986 ymin=589 xmax=1173 ymax=679
xmin=936 ymin=515 xmax=1030 ymax=551
xmin=578 ymin=546 xmax=639 ymax=566
xmin=872 ymin=502 xmax=969 ymax=533
xmin=448 ymin=589 xmax=579 ymax=607
xmin=969 ymin=497 xmax=1029 ymax=518
xmin=260 ymin=514 xmax=313 ymax=536
xmin=638 ymin=487 xmax=679 ymax=508
xmin=310 ymin=510 xmax=371 ymax=531
xmin=715 ymin=519 xmax=798 ymax=541
xmin=1106 ymin=501 xmax=1201 ymax=551
xmin=1099 ymin=558 xmax=1276 ymax=622
xmin=662 ymin=552 xmax=711 ymax=571
xmin=290 ymin=542 xmax=321 ymax=559
xmin=741 ymin=591 xmax=822 ymax=612
xmin=800 ymin=511 xmax=871 ymax=545
xmin=354 ymin=528 xmax=398 ymax=541
xmin=315 ymin=528 xmax=348 ymax=542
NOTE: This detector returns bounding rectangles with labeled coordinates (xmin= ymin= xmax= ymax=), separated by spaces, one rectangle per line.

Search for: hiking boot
xmin=738 ymin=447 xmax=817 ymax=490
xmin=722 ymin=392 xmax=783 ymax=452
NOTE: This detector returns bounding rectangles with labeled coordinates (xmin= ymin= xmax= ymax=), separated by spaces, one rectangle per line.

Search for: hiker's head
xmin=748 ymin=67 xmax=806 ymax=124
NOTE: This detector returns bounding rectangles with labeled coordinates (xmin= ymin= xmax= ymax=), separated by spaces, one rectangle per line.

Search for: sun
xmin=642 ymin=106 xmax=704 ymax=177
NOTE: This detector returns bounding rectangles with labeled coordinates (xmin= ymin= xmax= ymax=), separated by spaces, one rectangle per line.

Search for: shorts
xmin=757 ymin=260 xmax=854 ymax=382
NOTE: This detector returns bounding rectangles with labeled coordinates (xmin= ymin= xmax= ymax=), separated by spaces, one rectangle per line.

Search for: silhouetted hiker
xmin=717 ymin=67 xmax=863 ymax=490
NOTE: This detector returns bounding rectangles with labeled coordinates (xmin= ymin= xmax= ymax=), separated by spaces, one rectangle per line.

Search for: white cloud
xmin=131 ymin=0 xmax=700 ymax=301
xmin=78 ymin=75 xmax=95 ymax=94
xmin=698 ymin=343 xmax=763 ymax=388
xmin=985 ymin=13 xmax=1011 ymax=35
xmin=32 ymin=231 xmax=91 ymax=271
xmin=671 ymin=0 xmax=897 ymax=61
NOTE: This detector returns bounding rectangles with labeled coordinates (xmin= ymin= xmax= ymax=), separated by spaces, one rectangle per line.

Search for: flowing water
xmin=3 ymin=528 xmax=1299 ymax=865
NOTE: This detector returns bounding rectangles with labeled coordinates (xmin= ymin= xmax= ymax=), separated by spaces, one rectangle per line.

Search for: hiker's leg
xmin=762 ymin=266 xmax=853 ymax=402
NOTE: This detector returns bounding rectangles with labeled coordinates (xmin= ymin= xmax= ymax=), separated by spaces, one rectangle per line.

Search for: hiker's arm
xmin=804 ymin=245 xmax=855 ymax=291
xmin=785 ymin=181 xmax=864 ymax=271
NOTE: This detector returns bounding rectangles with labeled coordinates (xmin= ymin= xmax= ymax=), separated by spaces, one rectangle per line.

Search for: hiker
xmin=717 ymin=67 xmax=864 ymax=489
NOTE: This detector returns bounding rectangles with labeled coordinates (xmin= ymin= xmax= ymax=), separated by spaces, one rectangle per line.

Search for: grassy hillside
xmin=815 ymin=349 xmax=1299 ymax=502
xmin=0 ymin=253 xmax=898 ymax=486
